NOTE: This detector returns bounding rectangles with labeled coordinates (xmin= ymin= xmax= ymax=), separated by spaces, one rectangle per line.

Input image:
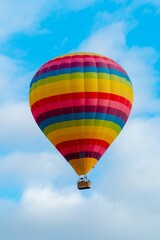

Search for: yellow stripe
xmin=49 ymin=131 xmax=115 ymax=146
xmin=68 ymin=158 xmax=98 ymax=175
xmin=30 ymin=75 xmax=130 ymax=93
xmin=29 ymin=78 xmax=133 ymax=105
xmin=52 ymin=52 xmax=104 ymax=59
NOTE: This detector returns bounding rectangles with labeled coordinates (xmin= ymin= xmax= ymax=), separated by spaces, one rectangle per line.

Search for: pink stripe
xmin=32 ymin=98 xmax=130 ymax=119
xmin=58 ymin=144 xmax=107 ymax=156
xmin=36 ymin=55 xmax=126 ymax=76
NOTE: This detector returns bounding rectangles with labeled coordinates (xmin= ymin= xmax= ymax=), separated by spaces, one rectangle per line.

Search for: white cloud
xmin=0 ymin=0 xmax=99 ymax=41
xmin=0 ymin=102 xmax=48 ymax=152
xmin=111 ymin=117 xmax=160 ymax=191
xmin=97 ymin=116 xmax=160 ymax=215
xmin=76 ymin=21 xmax=127 ymax=60
xmin=120 ymin=46 xmax=160 ymax=115
xmin=0 ymin=185 xmax=160 ymax=240
xmin=0 ymin=151 xmax=72 ymax=187
xmin=0 ymin=0 xmax=159 ymax=42
xmin=0 ymin=54 xmax=32 ymax=103
xmin=0 ymin=101 xmax=77 ymax=185
xmin=0 ymin=53 xmax=51 ymax=156
xmin=0 ymin=0 xmax=48 ymax=40
xmin=0 ymin=55 xmax=20 ymax=102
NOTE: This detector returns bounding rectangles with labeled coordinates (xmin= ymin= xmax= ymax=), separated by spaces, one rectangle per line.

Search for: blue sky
xmin=0 ymin=0 xmax=160 ymax=239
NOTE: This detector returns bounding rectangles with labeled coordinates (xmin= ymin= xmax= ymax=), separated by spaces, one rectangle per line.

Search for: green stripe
xmin=30 ymin=72 xmax=132 ymax=92
xmin=43 ymin=119 xmax=122 ymax=136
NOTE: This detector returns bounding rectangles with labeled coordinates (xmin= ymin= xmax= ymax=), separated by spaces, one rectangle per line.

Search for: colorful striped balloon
xmin=29 ymin=52 xmax=134 ymax=176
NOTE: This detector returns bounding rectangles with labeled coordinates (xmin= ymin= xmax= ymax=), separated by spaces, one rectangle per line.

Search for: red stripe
xmin=56 ymin=139 xmax=109 ymax=158
xmin=56 ymin=139 xmax=109 ymax=150
xmin=31 ymin=92 xmax=132 ymax=111
xmin=57 ymin=143 xmax=108 ymax=156
xmin=31 ymin=98 xmax=131 ymax=120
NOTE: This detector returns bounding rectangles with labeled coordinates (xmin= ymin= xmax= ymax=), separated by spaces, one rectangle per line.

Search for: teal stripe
xmin=30 ymin=66 xmax=130 ymax=88
xmin=39 ymin=112 xmax=125 ymax=132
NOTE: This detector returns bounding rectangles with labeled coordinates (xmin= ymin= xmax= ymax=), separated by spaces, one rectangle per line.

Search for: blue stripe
xmin=30 ymin=66 xmax=130 ymax=87
xmin=39 ymin=112 xmax=125 ymax=131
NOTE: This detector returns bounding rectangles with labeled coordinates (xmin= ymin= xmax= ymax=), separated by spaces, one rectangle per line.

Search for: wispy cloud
xmin=0 ymin=54 xmax=32 ymax=103
xmin=0 ymin=0 xmax=48 ymax=40
xmin=59 ymin=0 xmax=99 ymax=11
xmin=0 ymin=0 xmax=99 ymax=41
xmin=110 ymin=0 xmax=160 ymax=13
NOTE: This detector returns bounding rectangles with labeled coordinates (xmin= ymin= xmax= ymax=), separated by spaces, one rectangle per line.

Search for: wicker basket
xmin=77 ymin=181 xmax=91 ymax=190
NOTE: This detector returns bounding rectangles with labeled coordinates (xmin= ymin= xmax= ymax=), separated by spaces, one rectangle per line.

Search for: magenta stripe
xmin=35 ymin=105 xmax=128 ymax=125
xmin=65 ymin=151 xmax=102 ymax=161
xmin=35 ymin=55 xmax=127 ymax=77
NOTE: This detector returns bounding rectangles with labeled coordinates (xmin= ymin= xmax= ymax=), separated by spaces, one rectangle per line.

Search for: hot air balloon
xmin=29 ymin=52 xmax=134 ymax=189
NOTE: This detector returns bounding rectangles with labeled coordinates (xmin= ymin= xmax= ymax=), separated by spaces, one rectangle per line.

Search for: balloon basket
xmin=77 ymin=176 xmax=91 ymax=190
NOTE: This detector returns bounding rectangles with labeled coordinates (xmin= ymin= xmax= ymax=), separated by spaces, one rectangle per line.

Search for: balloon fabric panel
xmin=29 ymin=53 xmax=133 ymax=176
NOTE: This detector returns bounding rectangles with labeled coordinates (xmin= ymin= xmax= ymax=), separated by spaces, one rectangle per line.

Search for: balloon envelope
xmin=29 ymin=52 xmax=134 ymax=176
